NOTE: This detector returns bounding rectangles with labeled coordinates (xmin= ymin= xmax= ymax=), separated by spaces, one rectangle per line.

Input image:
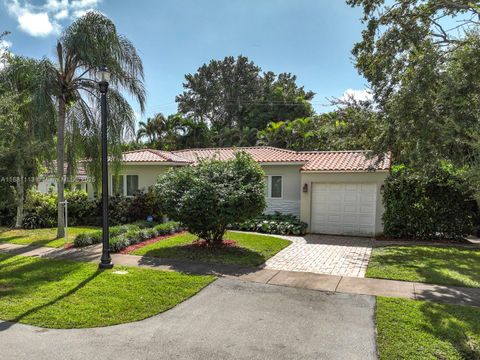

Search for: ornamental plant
xmin=155 ymin=152 xmax=266 ymax=246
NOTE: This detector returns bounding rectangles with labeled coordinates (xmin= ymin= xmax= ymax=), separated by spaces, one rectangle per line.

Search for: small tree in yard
xmin=156 ymin=152 xmax=266 ymax=246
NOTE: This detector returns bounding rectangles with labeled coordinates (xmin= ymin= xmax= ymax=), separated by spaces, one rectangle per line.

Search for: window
xmin=126 ymin=175 xmax=139 ymax=196
xmin=265 ymin=175 xmax=283 ymax=199
xmin=112 ymin=175 xmax=124 ymax=196
xmin=112 ymin=175 xmax=139 ymax=196
xmin=270 ymin=176 xmax=282 ymax=198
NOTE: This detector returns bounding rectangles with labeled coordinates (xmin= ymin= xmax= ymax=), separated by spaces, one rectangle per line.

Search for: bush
xmin=74 ymin=221 xmax=181 ymax=252
xmin=19 ymin=187 xmax=162 ymax=229
xmin=23 ymin=190 xmax=57 ymax=228
xmin=74 ymin=224 xmax=139 ymax=247
xmin=383 ymin=165 xmax=476 ymax=240
xmin=108 ymin=188 xmax=162 ymax=226
xmin=156 ymin=152 xmax=266 ymax=246
xmin=231 ymin=212 xmax=308 ymax=235
xmin=0 ymin=184 xmax=16 ymax=226
xmin=108 ymin=221 xmax=181 ymax=252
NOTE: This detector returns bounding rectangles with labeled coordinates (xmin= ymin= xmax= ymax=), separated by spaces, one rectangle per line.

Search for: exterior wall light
xmin=303 ymin=183 xmax=308 ymax=193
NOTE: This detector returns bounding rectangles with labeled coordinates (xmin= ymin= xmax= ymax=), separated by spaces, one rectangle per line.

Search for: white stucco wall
xmin=300 ymin=171 xmax=388 ymax=236
xmin=261 ymin=164 xmax=302 ymax=216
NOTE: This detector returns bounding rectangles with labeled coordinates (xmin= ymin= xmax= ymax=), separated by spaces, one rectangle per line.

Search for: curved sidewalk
xmin=1 ymin=242 xmax=479 ymax=308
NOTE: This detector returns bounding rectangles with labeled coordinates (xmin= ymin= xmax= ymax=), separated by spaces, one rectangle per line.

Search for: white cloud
xmin=71 ymin=0 xmax=99 ymax=9
xmin=18 ymin=12 xmax=58 ymax=37
xmin=340 ymin=89 xmax=373 ymax=103
xmin=4 ymin=0 xmax=102 ymax=37
xmin=54 ymin=9 xmax=69 ymax=20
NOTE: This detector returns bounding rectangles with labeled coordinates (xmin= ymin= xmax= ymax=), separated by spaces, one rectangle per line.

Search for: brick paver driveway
xmin=265 ymin=234 xmax=374 ymax=277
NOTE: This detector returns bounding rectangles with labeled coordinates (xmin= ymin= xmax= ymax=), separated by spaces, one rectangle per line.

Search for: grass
xmin=0 ymin=253 xmax=214 ymax=328
xmin=0 ymin=227 xmax=99 ymax=248
xmin=132 ymin=231 xmax=291 ymax=267
xmin=376 ymin=297 xmax=480 ymax=360
xmin=366 ymin=246 xmax=480 ymax=288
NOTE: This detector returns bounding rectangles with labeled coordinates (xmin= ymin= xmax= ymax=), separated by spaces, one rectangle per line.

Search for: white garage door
xmin=311 ymin=183 xmax=376 ymax=236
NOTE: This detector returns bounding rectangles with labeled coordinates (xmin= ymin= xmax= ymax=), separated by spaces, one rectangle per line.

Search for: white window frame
xmin=111 ymin=174 xmax=139 ymax=197
xmin=265 ymin=175 xmax=283 ymax=199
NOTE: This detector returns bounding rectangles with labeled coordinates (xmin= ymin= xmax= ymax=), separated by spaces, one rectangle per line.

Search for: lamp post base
xmin=99 ymin=261 xmax=113 ymax=269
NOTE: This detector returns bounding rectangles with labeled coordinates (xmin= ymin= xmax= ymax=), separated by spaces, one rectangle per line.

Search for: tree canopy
xmin=347 ymin=0 xmax=480 ymax=169
xmin=175 ymin=55 xmax=315 ymax=146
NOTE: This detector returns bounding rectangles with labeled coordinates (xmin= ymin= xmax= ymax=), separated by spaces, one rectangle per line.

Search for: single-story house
xmin=38 ymin=146 xmax=390 ymax=237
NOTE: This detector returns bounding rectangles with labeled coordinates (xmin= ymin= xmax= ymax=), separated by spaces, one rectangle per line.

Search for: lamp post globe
xmin=98 ymin=65 xmax=113 ymax=269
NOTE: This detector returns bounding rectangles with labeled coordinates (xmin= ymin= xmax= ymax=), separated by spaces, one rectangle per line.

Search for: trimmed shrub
xmin=74 ymin=231 xmax=102 ymax=247
xmin=156 ymin=152 xmax=266 ymax=246
xmin=153 ymin=222 xmax=180 ymax=236
xmin=231 ymin=212 xmax=308 ymax=235
xmin=73 ymin=224 xmax=139 ymax=247
xmin=383 ymin=165 xmax=476 ymax=240
xmin=108 ymin=221 xmax=181 ymax=252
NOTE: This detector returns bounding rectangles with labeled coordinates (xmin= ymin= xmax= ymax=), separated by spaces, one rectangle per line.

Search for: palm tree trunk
xmin=14 ymin=165 xmax=24 ymax=229
xmin=56 ymin=97 xmax=66 ymax=238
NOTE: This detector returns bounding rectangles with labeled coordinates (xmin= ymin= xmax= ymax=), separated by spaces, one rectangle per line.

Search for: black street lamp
xmin=98 ymin=66 xmax=113 ymax=269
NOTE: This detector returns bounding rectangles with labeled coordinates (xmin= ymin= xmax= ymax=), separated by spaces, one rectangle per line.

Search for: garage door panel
xmin=311 ymin=183 xmax=376 ymax=236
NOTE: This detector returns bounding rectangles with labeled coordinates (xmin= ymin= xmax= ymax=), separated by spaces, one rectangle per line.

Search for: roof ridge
xmin=171 ymin=146 xmax=297 ymax=153
xmin=299 ymin=150 xmax=372 ymax=154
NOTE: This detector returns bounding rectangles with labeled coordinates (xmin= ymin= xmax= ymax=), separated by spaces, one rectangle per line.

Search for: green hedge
xmin=74 ymin=224 xmax=140 ymax=247
xmin=231 ymin=212 xmax=307 ymax=235
xmin=74 ymin=221 xmax=181 ymax=252
xmin=109 ymin=221 xmax=181 ymax=252
xmin=19 ymin=188 xmax=162 ymax=229
xmin=383 ymin=166 xmax=476 ymax=240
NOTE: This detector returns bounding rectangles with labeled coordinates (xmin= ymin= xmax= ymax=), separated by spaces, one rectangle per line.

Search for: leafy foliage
xmin=49 ymin=11 xmax=146 ymax=237
xmin=156 ymin=152 xmax=266 ymax=245
xmin=231 ymin=212 xmax=308 ymax=235
xmin=383 ymin=166 xmax=477 ymax=240
xmin=14 ymin=188 xmax=161 ymax=229
xmin=348 ymin=0 xmax=480 ymax=169
xmin=173 ymin=55 xmax=314 ymax=147
xmin=257 ymin=104 xmax=380 ymax=151
xmin=73 ymin=221 xmax=181 ymax=252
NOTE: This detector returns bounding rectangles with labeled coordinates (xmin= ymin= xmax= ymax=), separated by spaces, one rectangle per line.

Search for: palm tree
xmin=51 ymin=12 xmax=145 ymax=238
xmin=136 ymin=113 xmax=166 ymax=146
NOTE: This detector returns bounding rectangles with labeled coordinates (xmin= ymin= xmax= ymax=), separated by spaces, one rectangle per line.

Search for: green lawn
xmin=0 ymin=227 xmax=99 ymax=248
xmin=132 ymin=231 xmax=291 ymax=267
xmin=376 ymin=297 xmax=480 ymax=360
xmin=366 ymin=246 xmax=480 ymax=288
xmin=0 ymin=253 xmax=214 ymax=328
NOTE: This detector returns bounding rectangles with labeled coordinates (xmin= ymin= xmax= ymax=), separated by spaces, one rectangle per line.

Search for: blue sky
xmin=1 ymin=0 xmax=370 ymax=125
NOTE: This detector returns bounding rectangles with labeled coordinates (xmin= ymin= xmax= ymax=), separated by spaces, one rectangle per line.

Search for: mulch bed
xmin=119 ymin=231 xmax=186 ymax=254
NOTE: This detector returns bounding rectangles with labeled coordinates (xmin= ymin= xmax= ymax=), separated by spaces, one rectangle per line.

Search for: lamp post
xmin=98 ymin=66 xmax=113 ymax=269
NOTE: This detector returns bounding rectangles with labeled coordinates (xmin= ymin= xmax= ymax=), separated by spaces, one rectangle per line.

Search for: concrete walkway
xmin=1 ymin=242 xmax=479 ymax=308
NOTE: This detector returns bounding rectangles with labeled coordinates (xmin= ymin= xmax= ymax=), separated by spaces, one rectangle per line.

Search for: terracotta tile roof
xmin=121 ymin=149 xmax=190 ymax=163
xmin=171 ymin=146 xmax=308 ymax=163
xmin=299 ymin=151 xmax=390 ymax=171
xmin=118 ymin=147 xmax=390 ymax=172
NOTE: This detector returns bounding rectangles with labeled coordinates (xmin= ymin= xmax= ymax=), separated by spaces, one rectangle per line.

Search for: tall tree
xmin=0 ymin=55 xmax=56 ymax=227
xmin=347 ymin=0 xmax=480 ymax=168
xmin=137 ymin=114 xmax=165 ymax=146
xmin=176 ymin=55 xmax=314 ymax=145
xmin=50 ymin=12 xmax=145 ymax=238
